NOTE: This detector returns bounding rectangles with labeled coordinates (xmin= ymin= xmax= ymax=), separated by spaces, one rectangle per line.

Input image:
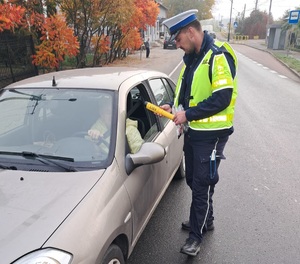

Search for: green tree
xmin=280 ymin=7 xmax=300 ymax=30
xmin=279 ymin=7 xmax=300 ymax=49
xmin=162 ymin=0 xmax=215 ymax=20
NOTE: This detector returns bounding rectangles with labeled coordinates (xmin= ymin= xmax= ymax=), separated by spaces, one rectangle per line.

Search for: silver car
xmin=0 ymin=67 xmax=185 ymax=264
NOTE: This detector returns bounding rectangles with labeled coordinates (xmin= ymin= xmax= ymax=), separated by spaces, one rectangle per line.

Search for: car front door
xmin=147 ymin=77 xmax=184 ymax=182
xmin=121 ymin=82 xmax=171 ymax=245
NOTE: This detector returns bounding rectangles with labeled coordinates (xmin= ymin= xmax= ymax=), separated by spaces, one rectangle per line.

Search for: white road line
xmin=176 ymin=53 xmax=291 ymax=80
xmin=169 ymin=60 xmax=183 ymax=77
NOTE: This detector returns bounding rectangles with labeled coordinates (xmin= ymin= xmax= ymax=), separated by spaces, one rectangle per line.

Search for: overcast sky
xmin=212 ymin=0 xmax=300 ymax=20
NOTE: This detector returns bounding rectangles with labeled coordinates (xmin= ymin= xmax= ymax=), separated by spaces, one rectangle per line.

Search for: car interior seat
xmin=126 ymin=92 xmax=146 ymax=138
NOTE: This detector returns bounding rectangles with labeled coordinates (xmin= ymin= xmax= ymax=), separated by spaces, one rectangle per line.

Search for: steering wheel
xmin=71 ymin=131 xmax=109 ymax=148
xmin=43 ymin=130 xmax=56 ymax=146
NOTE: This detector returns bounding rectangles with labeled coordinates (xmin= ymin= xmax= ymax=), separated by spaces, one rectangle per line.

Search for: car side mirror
xmin=125 ymin=142 xmax=166 ymax=174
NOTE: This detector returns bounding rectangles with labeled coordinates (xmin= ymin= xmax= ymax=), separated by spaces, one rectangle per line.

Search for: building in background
xmin=144 ymin=1 xmax=168 ymax=42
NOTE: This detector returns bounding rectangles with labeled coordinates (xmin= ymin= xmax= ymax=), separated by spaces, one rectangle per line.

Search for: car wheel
xmin=101 ymin=244 xmax=125 ymax=264
xmin=174 ymin=154 xmax=185 ymax=180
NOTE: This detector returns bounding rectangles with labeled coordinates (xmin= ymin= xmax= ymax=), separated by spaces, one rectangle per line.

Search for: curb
xmin=242 ymin=43 xmax=300 ymax=79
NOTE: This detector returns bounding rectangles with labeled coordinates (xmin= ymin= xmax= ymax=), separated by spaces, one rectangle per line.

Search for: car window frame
xmin=125 ymin=83 xmax=161 ymax=145
xmin=145 ymin=77 xmax=176 ymax=130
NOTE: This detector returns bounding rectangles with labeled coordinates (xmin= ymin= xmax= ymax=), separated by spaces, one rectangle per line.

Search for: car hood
xmin=0 ymin=169 xmax=104 ymax=263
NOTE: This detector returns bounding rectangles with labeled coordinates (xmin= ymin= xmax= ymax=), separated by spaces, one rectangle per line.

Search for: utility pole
xmin=255 ymin=0 xmax=258 ymax=11
xmin=227 ymin=0 xmax=233 ymax=42
xmin=242 ymin=4 xmax=246 ymax=20
xmin=266 ymin=0 xmax=273 ymax=45
xmin=268 ymin=0 xmax=273 ymax=23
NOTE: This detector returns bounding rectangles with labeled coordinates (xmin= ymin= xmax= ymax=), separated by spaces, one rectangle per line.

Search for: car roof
xmin=5 ymin=67 xmax=167 ymax=91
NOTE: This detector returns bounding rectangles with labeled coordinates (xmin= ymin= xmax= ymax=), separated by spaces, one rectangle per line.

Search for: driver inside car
xmin=87 ymin=97 xmax=112 ymax=155
xmin=87 ymin=96 xmax=144 ymax=155
xmin=88 ymin=111 xmax=110 ymax=141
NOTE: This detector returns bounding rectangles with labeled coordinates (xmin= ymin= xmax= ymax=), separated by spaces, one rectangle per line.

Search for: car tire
xmin=101 ymin=244 xmax=125 ymax=264
xmin=174 ymin=155 xmax=185 ymax=180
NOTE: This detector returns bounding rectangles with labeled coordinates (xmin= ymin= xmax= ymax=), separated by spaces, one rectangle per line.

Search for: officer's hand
xmin=173 ymin=111 xmax=187 ymax=125
xmin=157 ymin=104 xmax=172 ymax=117
xmin=160 ymin=104 xmax=172 ymax=112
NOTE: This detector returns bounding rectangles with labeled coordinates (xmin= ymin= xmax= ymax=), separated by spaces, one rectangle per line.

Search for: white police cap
xmin=163 ymin=9 xmax=198 ymax=38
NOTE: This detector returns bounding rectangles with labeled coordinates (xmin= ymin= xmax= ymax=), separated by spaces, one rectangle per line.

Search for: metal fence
xmin=0 ymin=33 xmax=38 ymax=88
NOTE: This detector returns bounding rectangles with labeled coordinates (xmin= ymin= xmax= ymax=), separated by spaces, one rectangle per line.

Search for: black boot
xmin=180 ymin=238 xmax=201 ymax=256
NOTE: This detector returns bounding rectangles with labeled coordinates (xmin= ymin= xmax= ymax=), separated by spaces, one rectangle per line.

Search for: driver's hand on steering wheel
xmin=88 ymin=129 xmax=103 ymax=140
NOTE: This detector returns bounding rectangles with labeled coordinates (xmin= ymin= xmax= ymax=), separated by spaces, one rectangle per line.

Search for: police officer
xmin=161 ymin=10 xmax=238 ymax=256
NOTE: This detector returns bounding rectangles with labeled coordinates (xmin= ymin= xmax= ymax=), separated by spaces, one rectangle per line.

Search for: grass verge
xmin=273 ymin=53 xmax=300 ymax=74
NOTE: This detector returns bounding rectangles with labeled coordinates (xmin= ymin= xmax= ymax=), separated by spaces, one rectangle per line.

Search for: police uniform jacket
xmin=178 ymin=32 xmax=237 ymax=140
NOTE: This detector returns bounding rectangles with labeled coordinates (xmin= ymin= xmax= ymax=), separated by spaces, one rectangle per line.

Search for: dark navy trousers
xmin=183 ymin=133 xmax=229 ymax=243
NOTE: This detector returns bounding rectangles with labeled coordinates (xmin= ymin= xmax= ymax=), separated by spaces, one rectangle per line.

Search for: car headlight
xmin=12 ymin=248 xmax=72 ymax=264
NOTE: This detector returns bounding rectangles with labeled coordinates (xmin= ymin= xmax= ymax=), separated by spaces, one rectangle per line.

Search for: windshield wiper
xmin=0 ymin=164 xmax=17 ymax=170
xmin=0 ymin=151 xmax=77 ymax=172
xmin=22 ymin=151 xmax=77 ymax=172
xmin=2 ymin=89 xmax=46 ymax=114
xmin=0 ymin=90 xmax=45 ymax=104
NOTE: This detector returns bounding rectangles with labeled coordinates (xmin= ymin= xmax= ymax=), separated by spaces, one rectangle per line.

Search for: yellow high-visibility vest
xmin=174 ymin=41 xmax=238 ymax=131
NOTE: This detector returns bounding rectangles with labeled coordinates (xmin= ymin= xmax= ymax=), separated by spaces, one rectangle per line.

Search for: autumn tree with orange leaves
xmin=113 ymin=0 xmax=159 ymax=62
xmin=0 ymin=2 xmax=25 ymax=32
xmin=32 ymin=15 xmax=79 ymax=70
xmin=1 ymin=0 xmax=159 ymax=69
xmin=61 ymin=0 xmax=159 ymax=66
xmin=0 ymin=0 xmax=79 ymax=70
xmin=108 ymin=0 xmax=159 ymax=63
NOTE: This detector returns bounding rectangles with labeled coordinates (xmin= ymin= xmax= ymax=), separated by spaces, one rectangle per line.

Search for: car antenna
xmin=52 ymin=76 xmax=57 ymax=87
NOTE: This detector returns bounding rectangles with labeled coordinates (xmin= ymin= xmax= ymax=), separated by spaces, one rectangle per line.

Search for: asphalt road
xmin=121 ymin=45 xmax=300 ymax=264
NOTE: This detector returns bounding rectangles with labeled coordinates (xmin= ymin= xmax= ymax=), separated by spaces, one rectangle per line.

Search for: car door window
xmin=161 ymin=78 xmax=175 ymax=99
xmin=148 ymin=78 xmax=174 ymax=128
xmin=126 ymin=84 xmax=159 ymax=143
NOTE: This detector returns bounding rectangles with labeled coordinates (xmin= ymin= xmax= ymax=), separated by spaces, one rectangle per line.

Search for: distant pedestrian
xmin=144 ymin=38 xmax=150 ymax=58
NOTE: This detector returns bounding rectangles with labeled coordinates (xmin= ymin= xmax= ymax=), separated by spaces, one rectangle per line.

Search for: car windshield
xmin=0 ymin=88 xmax=115 ymax=171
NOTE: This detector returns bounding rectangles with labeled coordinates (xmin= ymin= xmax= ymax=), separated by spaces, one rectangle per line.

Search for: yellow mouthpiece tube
xmin=145 ymin=101 xmax=174 ymax=120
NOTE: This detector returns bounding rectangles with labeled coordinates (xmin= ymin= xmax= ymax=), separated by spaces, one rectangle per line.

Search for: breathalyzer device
xmin=145 ymin=101 xmax=174 ymax=120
